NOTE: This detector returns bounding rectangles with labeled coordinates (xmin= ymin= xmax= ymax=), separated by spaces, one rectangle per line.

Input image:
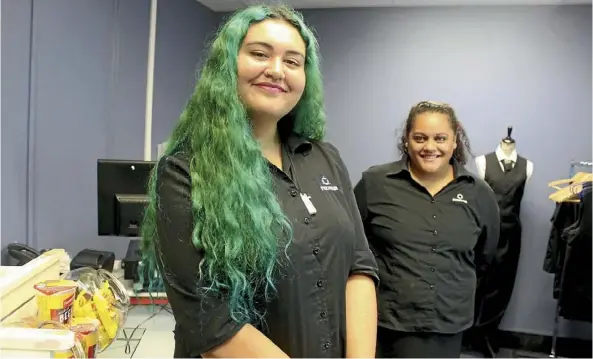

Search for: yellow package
xmin=34 ymin=280 xmax=78 ymax=326
xmin=71 ymin=317 xmax=100 ymax=358
xmin=92 ymin=291 xmax=118 ymax=339
xmin=96 ymin=325 xmax=112 ymax=350
xmin=72 ymin=290 xmax=98 ymax=320
xmin=71 ymin=285 xmax=118 ymax=350
xmin=99 ymin=281 xmax=116 ymax=305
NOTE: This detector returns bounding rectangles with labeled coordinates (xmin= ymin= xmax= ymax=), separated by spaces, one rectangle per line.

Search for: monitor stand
xmin=122 ymin=238 xmax=142 ymax=282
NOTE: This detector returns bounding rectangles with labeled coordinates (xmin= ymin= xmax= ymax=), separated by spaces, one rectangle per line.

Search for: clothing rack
xmin=550 ymin=161 xmax=592 ymax=358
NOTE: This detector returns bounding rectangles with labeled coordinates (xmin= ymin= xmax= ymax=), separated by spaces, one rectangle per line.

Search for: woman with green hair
xmin=141 ymin=4 xmax=378 ymax=358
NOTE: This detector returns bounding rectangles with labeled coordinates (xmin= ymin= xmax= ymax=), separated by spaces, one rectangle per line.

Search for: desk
xmin=97 ymin=261 xmax=174 ymax=358
xmin=98 ymin=305 xmax=175 ymax=358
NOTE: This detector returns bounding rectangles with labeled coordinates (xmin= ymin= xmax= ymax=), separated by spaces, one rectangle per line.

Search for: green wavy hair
xmin=140 ymin=4 xmax=325 ymax=324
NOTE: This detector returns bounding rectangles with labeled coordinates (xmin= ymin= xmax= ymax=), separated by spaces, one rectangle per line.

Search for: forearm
xmin=203 ymin=324 xmax=289 ymax=358
xmin=345 ymin=274 xmax=377 ymax=358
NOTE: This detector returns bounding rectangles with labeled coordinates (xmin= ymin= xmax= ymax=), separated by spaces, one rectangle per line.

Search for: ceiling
xmin=197 ymin=0 xmax=592 ymax=12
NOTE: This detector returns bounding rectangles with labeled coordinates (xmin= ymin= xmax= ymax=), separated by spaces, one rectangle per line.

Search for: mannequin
xmin=467 ymin=127 xmax=534 ymax=357
xmin=475 ymin=127 xmax=533 ymax=181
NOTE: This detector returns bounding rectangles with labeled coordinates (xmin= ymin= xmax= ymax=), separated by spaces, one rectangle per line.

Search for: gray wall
xmin=1 ymin=0 xmax=219 ymax=258
xmin=300 ymin=5 xmax=592 ymax=339
xmin=2 ymin=0 xmax=32 ymax=249
xmin=151 ymin=2 xmax=223 ymax=147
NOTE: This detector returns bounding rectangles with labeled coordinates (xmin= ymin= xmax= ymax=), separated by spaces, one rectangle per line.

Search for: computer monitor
xmin=97 ymin=159 xmax=156 ymax=237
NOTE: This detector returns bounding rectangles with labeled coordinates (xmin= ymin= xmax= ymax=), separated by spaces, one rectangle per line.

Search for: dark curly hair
xmin=397 ymin=100 xmax=473 ymax=165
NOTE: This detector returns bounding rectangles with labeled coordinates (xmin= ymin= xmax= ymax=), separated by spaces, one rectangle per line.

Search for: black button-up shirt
xmin=353 ymin=159 xmax=499 ymax=333
xmin=154 ymin=135 xmax=379 ymax=358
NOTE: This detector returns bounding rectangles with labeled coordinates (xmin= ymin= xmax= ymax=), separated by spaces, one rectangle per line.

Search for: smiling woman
xmin=236 ymin=18 xmax=308 ymax=167
xmin=354 ymin=100 xmax=501 ymax=358
xmin=398 ymin=101 xmax=472 ymax=191
xmin=140 ymin=4 xmax=378 ymax=359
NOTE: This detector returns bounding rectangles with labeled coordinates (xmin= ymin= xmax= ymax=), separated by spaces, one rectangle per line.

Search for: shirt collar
xmin=285 ymin=134 xmax=312 ymax=154
xmin=278 ymin=116 xmax=313 ymax=155
xmin=386 ymin=157 xmax=475 ymax=181
xmin=495 ymin=144 xmax=517 ymax=163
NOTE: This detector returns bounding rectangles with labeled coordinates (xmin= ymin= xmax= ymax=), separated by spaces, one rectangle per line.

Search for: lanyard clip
xmin=300 ymin=193 xmax=317 ymax=215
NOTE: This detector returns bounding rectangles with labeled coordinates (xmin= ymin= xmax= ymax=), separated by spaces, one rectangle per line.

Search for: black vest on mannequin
xmin=476 ymin=152 xmax=527 ymax=327
xmin=486 ymin=152 xmax=527 ymax=233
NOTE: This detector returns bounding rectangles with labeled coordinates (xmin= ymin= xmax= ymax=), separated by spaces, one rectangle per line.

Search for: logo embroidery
xmin=452 ymin=193 xmax=468 ymax=204
xmin=320 ymin=176 xmax=339 ymax=191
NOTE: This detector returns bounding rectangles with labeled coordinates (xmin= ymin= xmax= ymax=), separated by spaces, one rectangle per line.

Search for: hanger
xmin=548 ymin=172 xmax=593 ymax=203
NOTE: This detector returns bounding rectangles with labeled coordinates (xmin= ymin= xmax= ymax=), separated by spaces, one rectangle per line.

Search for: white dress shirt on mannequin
xmin=475 ymin=144 xmax=534 ymax=182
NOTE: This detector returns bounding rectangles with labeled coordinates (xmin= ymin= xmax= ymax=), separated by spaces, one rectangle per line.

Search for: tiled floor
xmin=98 ymin=305 xmax=175 ymax=358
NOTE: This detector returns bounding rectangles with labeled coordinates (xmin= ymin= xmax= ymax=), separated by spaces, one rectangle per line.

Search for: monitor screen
xmin=97 ymin=159 xmax=156 ymax=236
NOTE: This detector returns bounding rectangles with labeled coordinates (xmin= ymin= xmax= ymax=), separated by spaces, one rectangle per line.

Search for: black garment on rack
xmin=544 ymin=185 xmax=592 ymax=323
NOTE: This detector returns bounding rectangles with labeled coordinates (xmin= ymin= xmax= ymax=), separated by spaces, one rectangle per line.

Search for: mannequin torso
xmin=475 ymin=142 xmax=534 ymax=182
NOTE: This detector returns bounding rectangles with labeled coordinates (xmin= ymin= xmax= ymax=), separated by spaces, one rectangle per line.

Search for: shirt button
xmin=304 ymin=217 xmax=311 ymax=224
xmin=431 ymin=247 xmax=436 ymax=253
xmin=430 ymin=267 xmax=435 ymax=272
xmin=323 ymin=342 xmax=331 ymax=349
xmin=290 ymin=189 xmax=298 ymax=197
xmin=316 ymin=280 xmax=323 ymax=287
xmin=430 ymin=285 xmax=435 ymax=290
xmin=433 ymin=230 xmax=438 ymax=235
xmin=432 ymin=214 xmax=437 ymax=219
xmin=430 ymin=199 xmax=435 ymax=204
xmin=320 ymin=311 xmax=327 ymax=318
xmin=313 ymin=248 xmax=320 ymax=255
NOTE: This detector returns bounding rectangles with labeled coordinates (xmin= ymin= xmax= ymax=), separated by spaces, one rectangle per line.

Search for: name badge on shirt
xmin=300 ymin=193 xmax=317 ymax=215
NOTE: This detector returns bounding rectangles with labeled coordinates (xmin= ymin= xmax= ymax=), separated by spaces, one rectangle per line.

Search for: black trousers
xmin=465 ymin=227 xmax=522 ymax=357
xmin=376 ymin=326 xmax=463 ymax=358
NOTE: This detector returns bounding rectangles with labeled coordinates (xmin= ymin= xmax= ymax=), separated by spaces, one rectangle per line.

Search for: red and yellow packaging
xmin=71 ymin=317 xmax=100 ymax=358
xmin=34 ymin=280 xmax=78 ymax=326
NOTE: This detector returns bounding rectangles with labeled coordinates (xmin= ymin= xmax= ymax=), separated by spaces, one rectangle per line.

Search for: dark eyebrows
xmin=412 ymin=132 xmax=449 ymax=137
xmin=244 ymin=41 xmax=305 ymax=59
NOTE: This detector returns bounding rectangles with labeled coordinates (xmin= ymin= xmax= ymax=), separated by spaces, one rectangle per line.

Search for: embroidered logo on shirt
xmin=320 ymin=176 xmax=339 ymax=191
xmin=452 ymin=193 xmax=468 ymax=204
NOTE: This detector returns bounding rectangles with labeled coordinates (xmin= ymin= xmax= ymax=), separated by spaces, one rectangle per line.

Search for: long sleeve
xmin=154 ymin=154 xmax=246 ymax=357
